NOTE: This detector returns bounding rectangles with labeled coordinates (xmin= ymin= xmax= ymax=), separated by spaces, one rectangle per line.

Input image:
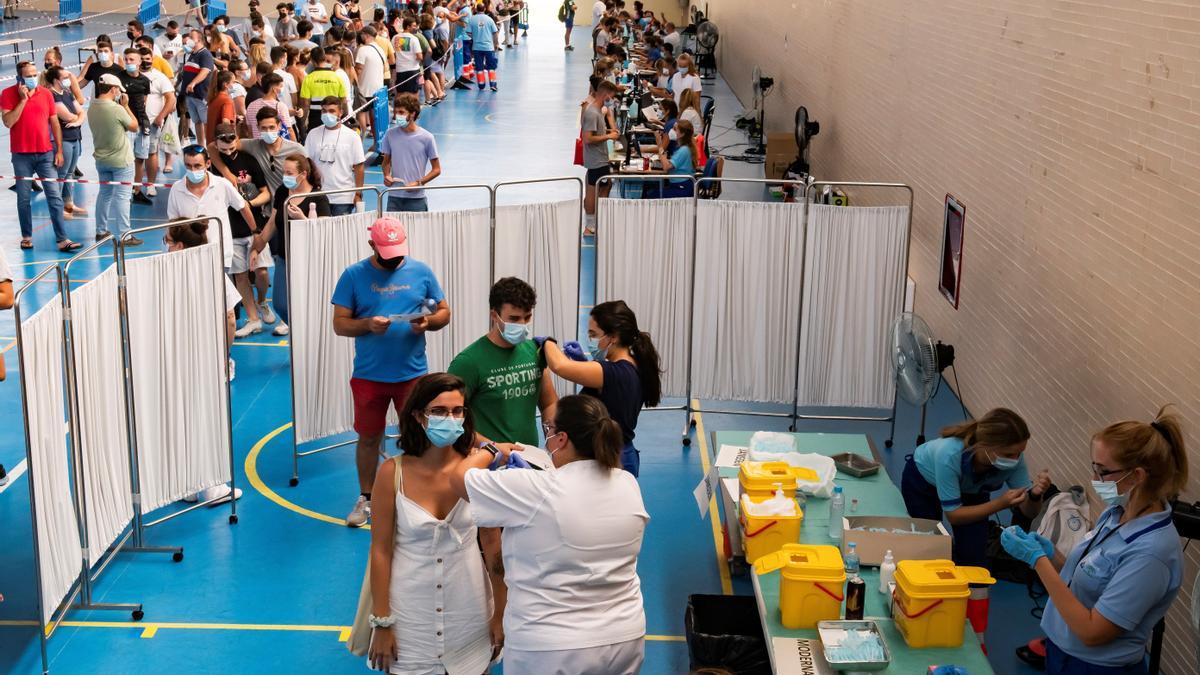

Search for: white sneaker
xmin=146 ymin=185 xmax=157 ymax=197
xmin=228 ymin=357 xmax=236 ymax=382
xmin=346 ymin=495 xmax=371 ymax=527
xmin=273 ymin=322 xmax=290 ymax=336
xmin=258 ymin=303 xmax=277 ymax=324
xmin=234 ymin=320 xmax=263 ymax=338
xmin=182 ymin=485 xmax=243 ymax=504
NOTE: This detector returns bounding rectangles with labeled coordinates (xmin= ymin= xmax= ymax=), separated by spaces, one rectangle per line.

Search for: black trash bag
xmin=684 ymin=594 xmax=773 ymax=675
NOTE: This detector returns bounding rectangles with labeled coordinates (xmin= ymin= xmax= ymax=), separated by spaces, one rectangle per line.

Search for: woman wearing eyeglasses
xmin=448 ymin=394 xmax=649 ymax=675
xmin=366 ymin=372 xmax=506 ymax=674
xmin=1002 ymin=407 xmax=1189 ymax=674
xmin=900 ymin=407 xmax=1052 ymax=566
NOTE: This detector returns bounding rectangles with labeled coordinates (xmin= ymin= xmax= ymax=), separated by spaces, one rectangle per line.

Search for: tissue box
xmin=839 ymin=516 xmax=951 ymax=566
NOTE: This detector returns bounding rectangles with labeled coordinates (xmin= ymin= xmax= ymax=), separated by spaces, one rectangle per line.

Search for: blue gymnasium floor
xmin=0 ymin=6 xmax=1044 ymax=674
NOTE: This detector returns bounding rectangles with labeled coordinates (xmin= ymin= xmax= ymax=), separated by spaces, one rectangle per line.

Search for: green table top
xmin=712 ymin=430 xmax=994 ymax=674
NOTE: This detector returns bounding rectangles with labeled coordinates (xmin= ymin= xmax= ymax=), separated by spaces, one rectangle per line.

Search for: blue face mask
xmin=321 ymin=112 xmax=339 ymax=128
xmin=185 ymin=169 xmax=207 ymax=184
xmin=282 ymin=174 xmax=299 ymax=189
xmin=22 ymin=77 xmax=37 ymax=89
xmin=393 ymin=114 xmax=409 ymax=128
xmin=990 ymin=451 xmax=1020 ymax=470
xmin=125 ymin=63 xmax=138 ymax=73
xmin=217 ymin=24 xmax=227 ymax=33
xmin=587 ymin=335 xmax=609 ymax=361
xmin=424 ymin=415 xmax=465 ymax=447
xmin=260 ymin=130 xmax=279 ymax=144
xmin=500 ymin=321 xmax=532 ymax=346
xmin=1091 ymin=472 xmax=1131 ymax=507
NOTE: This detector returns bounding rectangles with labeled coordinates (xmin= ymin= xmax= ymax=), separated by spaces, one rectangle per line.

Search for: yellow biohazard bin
xmin=753 ymin=544 xmax=846 ymax=629
xmin=892 ymin=559 xmax=995 ymax=648
xmin=738 ymin=494 xmax=803 ymax=564
xmin=738 ymin=461 xmax=817 ymax=500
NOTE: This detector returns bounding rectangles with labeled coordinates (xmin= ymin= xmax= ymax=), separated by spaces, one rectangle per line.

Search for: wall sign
xmin=938 ymin=194 xmax=966 ymax=309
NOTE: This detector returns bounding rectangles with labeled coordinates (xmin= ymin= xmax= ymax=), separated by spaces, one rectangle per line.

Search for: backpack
xmin=557 ymin=2 xmax=568 ymax=22
xmin=1034 ymin=486 xmax=1092 ymax=557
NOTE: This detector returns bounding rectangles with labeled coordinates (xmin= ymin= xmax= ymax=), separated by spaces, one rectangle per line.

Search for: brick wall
xmin=705 ymin=1 xmax=1200 ymax=671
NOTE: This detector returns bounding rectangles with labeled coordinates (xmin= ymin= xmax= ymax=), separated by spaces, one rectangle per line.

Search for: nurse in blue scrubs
xmin=901 ymin=408 xmax=1052 ymax=566
xmin=1002 ymin=408 xmax=1189 ymax=674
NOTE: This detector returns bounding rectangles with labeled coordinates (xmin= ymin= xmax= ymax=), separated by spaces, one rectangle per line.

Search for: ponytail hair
xmin=165 ymin=219 xmax=210 ymax=248
xmin=1094 ymin=405 xmax=1189 ymax=503
xmin=554 ymin=395 xmax=623 ymax=470
xmin=591 ymin=300 xmax=663 ymax=407
xmin=941 ymin=407 xmax=1029 ymax=449
xmin=284 ymin=152 xmax=323 ymax=190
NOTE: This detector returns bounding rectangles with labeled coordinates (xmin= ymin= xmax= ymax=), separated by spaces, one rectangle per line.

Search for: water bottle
xmin=308 ymin=203 xmax=317 ymax=220
xmin=844 ymin=542 xmax=860 ymax=576
xmin=827 ymin=486 xmax=844 ymax=541
xmin=878 ymin=549 xmax=896 ymax=594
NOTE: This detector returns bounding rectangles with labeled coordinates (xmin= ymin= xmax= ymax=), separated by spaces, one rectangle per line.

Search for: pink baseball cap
xmin=370 ymin=217 xmax=409 ymax=259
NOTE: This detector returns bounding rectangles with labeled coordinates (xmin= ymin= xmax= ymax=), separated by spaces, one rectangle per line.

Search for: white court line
xmin=0 ymin=458 xmax=27 ymax=496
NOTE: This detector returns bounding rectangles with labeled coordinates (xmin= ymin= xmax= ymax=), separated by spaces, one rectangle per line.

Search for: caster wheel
xmin=289 ymin=477 xmax=299 ymax=487
xmin=689 ymin=419 xmax=697 ymax=428
xmin=172 ymin=551 xmax=183 ymax=563
xmin=682 ymin=437 xmax=692 ymax=447
xmin=228 ymin=515 xmax=239 ymax=525
xmin=884 ymin=439 xmax=894 ymax=449
xmin=132 ymin=610 xmax=144 ymax=621
xmin=788 ymin=424 xmax=796 ymax=432
xmin=729 ymin=557 xmax=750 ymax=577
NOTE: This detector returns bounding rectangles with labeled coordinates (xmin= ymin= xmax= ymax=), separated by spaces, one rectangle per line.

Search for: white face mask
xmin=1092 ymin=470 xmax=1133 ymax=507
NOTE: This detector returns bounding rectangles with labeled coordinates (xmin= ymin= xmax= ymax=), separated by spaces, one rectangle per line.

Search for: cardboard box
xmin=766 ymin=132 xmax=798 ymax=180
xmin=839 ymin=516 xmax=951 ymax=567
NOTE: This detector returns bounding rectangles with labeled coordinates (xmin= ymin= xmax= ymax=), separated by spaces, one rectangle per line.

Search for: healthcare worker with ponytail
xmin=1002 ymin=407 xmax=1189 ymax=674
xmin=901 ymin=408 xmax=1052 ymax=566
xmin=449 ymin=394 xmax=649 ymax=675
xmin=541 ymin=300 xmax=663 ymax=477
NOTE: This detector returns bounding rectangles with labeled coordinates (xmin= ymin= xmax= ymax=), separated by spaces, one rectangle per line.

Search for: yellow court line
xmin=244 ymin=422 xmax=365 ymax=529
xmin=232 ymin=340 xmax=289 ymax=347
xmin=1 ymin=339 xmax=15 ymax=355
xmin=693 ymin=399 xmax=733 ymax=595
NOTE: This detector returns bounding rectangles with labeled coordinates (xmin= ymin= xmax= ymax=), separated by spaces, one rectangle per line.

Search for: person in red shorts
xmin=332 ymin=216 xmax=451 ymax=527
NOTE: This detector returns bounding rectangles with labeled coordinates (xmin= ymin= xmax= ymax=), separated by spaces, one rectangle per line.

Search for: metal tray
xmin=831 ymin=452 xmax=881 ymax=478
xmin=817 ymin=620 xmax=891 ymax=671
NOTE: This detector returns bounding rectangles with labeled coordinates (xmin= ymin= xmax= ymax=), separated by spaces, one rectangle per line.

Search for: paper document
xmin=692 ymin=465 xmax=719 ymax=518
xmin=514 ymin=444 xmax=555 ymax=472
xmin=771 ymin=638 xmax=835 ymax=674
xmin=715 ymin=444 xmax=750 ymax=469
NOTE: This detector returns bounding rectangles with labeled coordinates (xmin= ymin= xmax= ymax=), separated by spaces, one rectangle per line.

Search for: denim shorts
xmin=186 ymin=96 xmax=208 ymax=124
xmin=132 ymin=127 xmax=160 ymax=160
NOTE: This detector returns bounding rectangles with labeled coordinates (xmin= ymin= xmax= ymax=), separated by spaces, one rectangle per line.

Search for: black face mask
xmin=376 ymin=254 xmax=403 ymax=270
xmin=126 ymin=30 xmax=136 ymax=40
xmin=140 ymin=62 xmax=152 ymax=71
xmin=43 ymin=62 xmax=53 ymax=70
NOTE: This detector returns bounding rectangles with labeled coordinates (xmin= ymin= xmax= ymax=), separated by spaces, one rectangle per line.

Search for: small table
xmin=0 ymin=37 xmax=34 ymax=71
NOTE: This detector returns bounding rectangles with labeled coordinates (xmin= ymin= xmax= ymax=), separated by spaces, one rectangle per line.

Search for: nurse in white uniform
xmin=367 ymin=373 xmax=506 ymax=674
xmin=450 ymin=394 xmax=649 ymax=675
xmin=1002 ymin=407 xmax=1189 ymax=674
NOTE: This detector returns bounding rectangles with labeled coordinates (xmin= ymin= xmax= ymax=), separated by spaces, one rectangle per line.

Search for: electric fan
xmin=695 ymin=20 xmax=719 ymax=78
xmin=785 ymin=105 xmax=820 ymax=176
xmin=885 ymin=312 xmax=957 ymax=448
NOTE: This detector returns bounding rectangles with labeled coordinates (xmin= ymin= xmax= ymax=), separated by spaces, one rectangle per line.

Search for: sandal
xmin=20 ymin=238 xmax=33 ymax=249
xmin=57 ymin=240 xmax=82 ymax=252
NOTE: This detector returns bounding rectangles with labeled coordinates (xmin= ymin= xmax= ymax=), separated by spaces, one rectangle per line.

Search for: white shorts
xmin=503 ymin=637 xmax=645 ymax=675
xmin=229 ymin=236 xmax=274 ymax=274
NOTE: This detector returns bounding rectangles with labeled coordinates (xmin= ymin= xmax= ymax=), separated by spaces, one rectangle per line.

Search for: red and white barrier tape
xmin=0 ymin=0 xmax=142 ymax=38
xmin=0 ymin=174 xmax=175 ymax=188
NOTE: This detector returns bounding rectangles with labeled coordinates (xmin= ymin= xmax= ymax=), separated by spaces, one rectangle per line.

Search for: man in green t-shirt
xmin=448 ymin=277 xmax=557 ymax=450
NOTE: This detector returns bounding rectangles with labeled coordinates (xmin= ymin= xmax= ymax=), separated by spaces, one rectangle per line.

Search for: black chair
xmin=696 ymin=156 xmax=724 ymax=199
xmin=700 ymin=98 xmax=715 ymax=155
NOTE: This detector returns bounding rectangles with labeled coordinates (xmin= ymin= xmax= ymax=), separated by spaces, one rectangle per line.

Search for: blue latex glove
xmin=487 ymin=451 xmax=506 ymax=471
xmin=505 ymin=453 xmax=532 ymax=470
xmin=562 ymin=341 xmax=587 ymax=362
xmin=533 ymin=336 xmax=552 ymax=349
xmin=1000 ymin=526 xmax=1047 ymax=567
xmin=1029 ymin=531 xmax=1055 ymax=560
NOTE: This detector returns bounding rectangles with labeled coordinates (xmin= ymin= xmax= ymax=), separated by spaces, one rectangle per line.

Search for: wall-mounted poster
xmin=938 ymin=194 xmax=966 ymax=309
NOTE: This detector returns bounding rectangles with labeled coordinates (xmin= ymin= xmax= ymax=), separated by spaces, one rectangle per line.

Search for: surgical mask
xmin=44 ymin=62 xmax=54 ymax=70
xmin=989 ymin=450 xmax=1019 ymax=470
xmin=1092 ymin=471 xmax=1132 ymax=507
xmin=140 ymin=62 xmax=152 ymax=71
xmin=425 ymin=415 xmax=464 ymax=447
xmin=239 ymin=70 xmax=251 ymax=80
xmin=588 ymin=336 xmax=610 ymax=361
xmin=321 ymin=112 xmax=340 ymax=127
xmin=217 ymin=24 xmax=227 ymax=33
xmin=126 ymin=30 xmax=136 ymax=40
xmin=98 ymin=52 xmax=113 ymax=65
xmin=500 ymin=321 xmax=532 ymax=346
xmin=125 ymin=63 xmax=138 ymax=73
xmin=393 ymin=114 xmax=409 ymax=128
xmin=261 ymin=130 xmax=279 ymax=144
xmin=22 ymin=77 xmax=37 ymax=89
xmin=668 ymin=129 xmax=677 ymax=141
xmin=282 ymin=174 xmax=299 ymax=189
xmin=60 ymin=77 xmax=72 ymax=89
xmin=185 ymin=169 xmax=208 ymax=184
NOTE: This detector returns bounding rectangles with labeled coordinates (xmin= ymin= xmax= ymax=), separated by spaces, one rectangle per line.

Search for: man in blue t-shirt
xmin=466 ymin=4 xmax=499 ymax=91
xmin=331 ymin=217 xmax=451 ymax=527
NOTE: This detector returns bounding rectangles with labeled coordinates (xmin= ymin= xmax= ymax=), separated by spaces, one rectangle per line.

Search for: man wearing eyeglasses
xmin=332 ymin=217 xmax=452 ymax=527
xmin=303 ymin=96 xmax=365 ymax=215
xmin=448 ymin=277 xmax=557 ymax=457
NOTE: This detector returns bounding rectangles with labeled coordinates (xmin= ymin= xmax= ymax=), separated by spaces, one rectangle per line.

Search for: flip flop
xmin=57 ymin=240 xmax=82 ymax=252
xmin=20 ymin=238 xmax=33 ymax=249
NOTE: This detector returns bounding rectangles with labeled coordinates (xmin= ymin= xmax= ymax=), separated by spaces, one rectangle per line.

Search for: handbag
xmin=573 ymin=131 xmax=584 ymax=166
xmin=346 ymin=457 xmax=401 ymax=657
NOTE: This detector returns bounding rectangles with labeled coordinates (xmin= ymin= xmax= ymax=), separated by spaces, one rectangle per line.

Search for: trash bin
xmin=684 ymin=594 xmax=773 ymax=675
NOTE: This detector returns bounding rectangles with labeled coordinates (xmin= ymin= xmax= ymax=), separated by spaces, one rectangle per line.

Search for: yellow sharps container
xmin=892 ymin=559 xmax=995 ymax=648
xmin=753 ymin=544 xmax=846 ymax=629
xmin=738 ymin=461 xmax=817 ymax=500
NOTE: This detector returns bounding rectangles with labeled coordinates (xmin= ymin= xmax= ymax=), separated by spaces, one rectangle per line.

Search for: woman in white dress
xmin=368 ymin=373 xmax=506 ymax=674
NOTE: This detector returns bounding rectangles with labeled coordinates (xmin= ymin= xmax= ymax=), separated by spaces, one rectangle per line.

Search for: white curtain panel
xmin=595 ymin=197 xmax=694 ymax=399
xmin=389 ymin=208 xmax=492 ymax=375
xmin=125 ymin=244 xmax=232 ymax=513
xmin=797 ymin=204 xmax=910 ymax=408
xmin=19 ymin=296 xmax=84 ymax=624
xmin=692 ymin=200 xmax=806 ymax=404
xmin=290 ymin=211 xmax=376 ymax=444
xmin=494 ymin=200 xmax=581 ymax=398
xmin=69 ymin=267 xmax=133 ymax=564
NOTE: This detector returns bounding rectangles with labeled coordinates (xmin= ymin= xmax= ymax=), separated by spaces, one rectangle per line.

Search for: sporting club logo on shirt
xmin=485 ymin=363 xmax=540 ymax=401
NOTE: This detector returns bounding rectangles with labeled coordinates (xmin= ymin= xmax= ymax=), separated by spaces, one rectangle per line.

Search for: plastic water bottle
xmin=308 ymin=203 xmax=317 ymax=220
xmin=827 ymin=486 xmax=844 ymax=541
xmin=878 ymin=549 xmax=896 ymax=594
xmin=844 ymin=542 xmax=860 ymax=576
